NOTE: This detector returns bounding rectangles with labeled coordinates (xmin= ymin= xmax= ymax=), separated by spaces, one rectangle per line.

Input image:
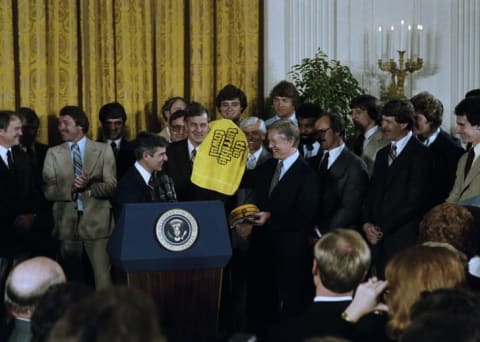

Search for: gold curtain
xmin=0 ymin=0 xmax=261 ymax=144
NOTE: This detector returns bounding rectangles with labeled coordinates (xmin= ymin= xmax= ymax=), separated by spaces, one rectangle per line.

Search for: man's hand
xmin=362 ymin=223 xmax=383 ymax=245
xmin=249 ymin=211 xmax=271 ymax=226
xmin=235 ymin=222 xmax=254 ymax=240
xmin=72 ymin=171 xmax=91 ymax=192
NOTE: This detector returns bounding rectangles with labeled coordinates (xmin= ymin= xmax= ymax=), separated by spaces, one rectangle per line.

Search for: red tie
xmin=148 ymin=174 xmax=157 ymax=201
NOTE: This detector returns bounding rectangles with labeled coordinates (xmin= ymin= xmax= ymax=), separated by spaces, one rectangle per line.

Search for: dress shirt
xmin=364 ymin=126 xmax=379 ymax=148
xmin=187 ymin=139 xmax=199 ymax=159
xmin=0 ymin=145 xmax=12 ymax=167
xmin=423 ymin=128 xmax=440 ymax=147
xmin=313 ymin=295 xmax=352 ymax=302
xmin=303 ymin=141 xmax=320 ymax=157
xmin=323 ymin=144 xmax=345 ymax=169
xmin=278 ymin=150 xmax=300 ymax=179
xmin=391 ymin=130 xmax=413 ymax=156
xmin=247 ymin=146 xmax=264 ymax=169
xmin=134 ymin=161 xmax=152 ymax=185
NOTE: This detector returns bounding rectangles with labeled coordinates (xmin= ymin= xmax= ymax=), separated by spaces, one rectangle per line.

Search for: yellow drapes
xmin=0 ymin=0 xmax=261 ymax=144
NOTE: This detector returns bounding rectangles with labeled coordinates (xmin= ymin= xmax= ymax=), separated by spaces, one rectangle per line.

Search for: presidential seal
xmin=155 ymin=209 xmax=198 ymax=252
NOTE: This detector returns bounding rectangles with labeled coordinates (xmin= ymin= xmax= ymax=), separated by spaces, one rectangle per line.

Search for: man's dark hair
xmin=215 ymin=84 xmax=248 ymax=113
xmin=317 ymin=112 xmax=345 ymax=137
xmin=161 ymin=96 xmax=187 ymax=113
xmin=465 ymin=89 xmax=480 ymax=98
xmin=98 ymin=102 xmax=127 ymax=123
xmin=18 ymin=107 xmax=40 ymax=129
xmin=169 ymin=109 xmax=187 ymax=125
xmin=0 ymin=110 xmax=20 ymax=130
xmin=410 ymin=92 xmax=443 ymax=129
xmin=31 ymin=282 xmax=93 ymax=342
xmin=350 ymin=95 xmax=380 ymax=122
xmin=133 ymin=131 xmax=169 ymax=160
xmin=185 ymin=101 xmax=210 ymax=122
xmin=59 ymin=106 xmax=89 ymax=133
xmin=381 ymin=99 xmax=415 ymax=130
xmin=455 ymin=97 xmax=480 ymax=126
xmin=269 ymin=80 xmax=300 ymax=108
xmin=296 ymin=103 xmax=322 ymax=119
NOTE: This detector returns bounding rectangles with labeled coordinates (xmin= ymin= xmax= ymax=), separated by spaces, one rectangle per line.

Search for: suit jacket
xmin=6 ymin=318 xmax=31 ymax=342
xmin=43 ymin=139 xmax=117 ymax=240
xmin=247 ymin=156 xmax=319 ymax=329
xmin=98 ymin=137 xmax=135 ymax=179
xmin=166 ymin=139 xmax=227 ymax=202
xmin=447 ymin=149 xmax=480 ymax=204
xmin=236 ymin=147 xmax=272 ymax=205
xmin=363 ymin=136 xmax=433 ymax=258
xmin=0 ymin=147 xmax=39 ymax=257
xmin=428 ymin=129 xmax=464 ymax=205
xmin=311 ymin=147 xmax=368 ymax=232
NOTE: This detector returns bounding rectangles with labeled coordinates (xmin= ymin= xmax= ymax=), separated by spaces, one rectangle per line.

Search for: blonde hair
xmin=385 ymin=244 xmax=466 ymax=339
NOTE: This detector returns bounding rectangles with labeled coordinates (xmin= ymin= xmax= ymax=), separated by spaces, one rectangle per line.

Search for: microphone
xmin=158 ymin=174 xmax=177 ymax=202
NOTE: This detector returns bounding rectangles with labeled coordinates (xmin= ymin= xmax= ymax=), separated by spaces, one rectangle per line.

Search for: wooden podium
xmin=108 ymin=201 xmax=232 ymax=342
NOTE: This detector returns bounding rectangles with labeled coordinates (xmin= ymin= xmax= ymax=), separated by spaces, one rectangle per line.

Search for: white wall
xmin=264 ymin=0 xmax=480 ymax=132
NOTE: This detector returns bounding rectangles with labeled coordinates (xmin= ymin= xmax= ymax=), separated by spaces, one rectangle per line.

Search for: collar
xmin=273 ymin=113 xmax=298 ymax=126
xmin=187 ymin=139 xmax=199 ymax=157
xmin=323 ymin=143 xmax=345 ymax=169
xmin=278 ymin=149 xmax=300 ymax=179
xmin=250 ymin=145 xmax=264 ymax=160
xmin=0 ymin=145 xmax=11 ymax=162
xmin=303 ymin=141 xmax=320 ymax=156
xmin=391 ymin=130 xmax=413 ymax=155
xmin=107 ymin=138 xmax=123 ymax=146
xmin=68 ymin=135 xmax=87 ymax=150
xmin=365 ymin=125 xmax=379 ymax=141
xmin=134 ymin=161 xmax=152 ymax=185
xmin=313 ymin=295 xmax=352 ymax=302
xmin=424 ymin=128 xmax=441 ymax=146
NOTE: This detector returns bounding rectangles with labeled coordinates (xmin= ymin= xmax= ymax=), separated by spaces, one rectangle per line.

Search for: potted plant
xmin=290 ymin=49 xmax=364 ymax=136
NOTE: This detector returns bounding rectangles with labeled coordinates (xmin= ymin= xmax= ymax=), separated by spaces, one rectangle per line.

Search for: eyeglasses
xmin=315 ymin=127 xmax=332 ymax=135
xmin=170 ymin=125 xmax=185 ymax=132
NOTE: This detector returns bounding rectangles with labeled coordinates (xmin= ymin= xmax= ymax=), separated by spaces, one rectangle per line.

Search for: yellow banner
xmin=191 ymin=119 xmax=248 ymax=195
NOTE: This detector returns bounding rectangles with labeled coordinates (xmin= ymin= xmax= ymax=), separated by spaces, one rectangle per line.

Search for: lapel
xmin=257 ymin=147 xmax=272 ymax=166
xmin=83 ymin=139 xmax=101 ymax=175
xmin=383 ymin=136 xmax=417 ymax=186
xmin=329 ymin=149 xmax=348 ymax=178
xmin=269 ymin=155 xmax=302 ymax=197
xmin=57 ymin=143 xmax=75 ymax=180
xmin=462 ymin=155 xmax=480 ymax=189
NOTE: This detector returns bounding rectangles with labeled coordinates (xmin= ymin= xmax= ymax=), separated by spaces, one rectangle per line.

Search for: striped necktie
xmin=269 ymin=161 xmax=283 ymax=195
xmin=72 ymin=143 xmax=82 ymax=177
xmin=388 ymin=143 xmax=397 ymax=166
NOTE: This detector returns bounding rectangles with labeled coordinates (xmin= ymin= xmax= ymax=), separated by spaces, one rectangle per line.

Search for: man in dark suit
xmin=235 ymin=120 xmax=319 ymax=335
xmin=296 ymin=103 xmax=322 ymax=159
xmin=411 ymin=92 xmax=464 ymax=205
xmin=113 ymin=132 xmax=171 ymax=220
xmin=166 ymin=102 xmax=226 ymax=202
xmin=0 ymin=111 xmax=39 ymax=283
xmin=362 ymin=100 xmax=432 ymax=273
xmin=268 ymin=229 xmax=384 ymax=342
xmin=311 ymin=112 xmax=368 ymax=232
xmin=98 ymin=102 xmax=135 ymax=180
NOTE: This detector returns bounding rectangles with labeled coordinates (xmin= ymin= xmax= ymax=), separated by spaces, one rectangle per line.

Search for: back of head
xmin=314 ymin=229 xmax=371 ymax=293
xmin=385 ymin=244 xmax=466 ymax=339
xmin=465 ymin=89 xmax=480 ymax=98
xmin=418 ymin=203 xmax=477 ymax=258
xmin=98 ymin=102 xmax=127 ymax=123
xmin=455 ymin=96 xmax=480 ymax=126
xmin=18 ymin=107 xmax=40 ymax=128
xmin=31 ymin=282 xmax=93 ymax=342
xmin=381 ymin=99 xmax=415 ymax=130
xmin=132 ymin=131 xmax=169 ymax=160
xmin=4 ymin=257 xmax=66 ymax=316
xmin=296 ymin=102 xmax=322 ymax=119
xmin=410 ymin=91 xmax=443 ymax=128
xmin=47 ymin=286 xmax=165 ymax=342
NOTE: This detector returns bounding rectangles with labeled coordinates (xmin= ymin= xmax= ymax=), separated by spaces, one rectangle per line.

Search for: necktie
xmin=318 ymin=151 xmax=329 ymax=174
xmin=388 ymin=144 xmax=397 ymax=166
xmin=148 ymin=174 xmax=158 ymax=201
xmin=304 ymin=144 xmax=314 ymax=159
xmin=464 ymin=148 xmax=475 ymax=179
xmin=191 ymin=148 xmax=197 ymax=162
xmin=423 ymin=138 xmax=429 ymax=146
xmin=246 ymin=154 xmax=256 ymax=170
xmin=110 ymin=141 xmax=118 ymax=155
xmin=269 ymin=161 xmax=283 ymax=195
xmin=6 ymin=150 xmax=14 ymax=171
xmin=72 ymin=143 xmax=82 ymax=177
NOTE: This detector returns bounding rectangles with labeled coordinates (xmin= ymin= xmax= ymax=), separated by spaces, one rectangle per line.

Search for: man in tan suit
xmin=43 ymin=106 xmax=116 ymax=289
xmin=447 ymin=97 xmax=480 ymax=204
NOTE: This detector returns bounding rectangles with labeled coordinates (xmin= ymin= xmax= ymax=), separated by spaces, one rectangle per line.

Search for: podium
xmin=108 ymin=201 xmax=232 ymax=342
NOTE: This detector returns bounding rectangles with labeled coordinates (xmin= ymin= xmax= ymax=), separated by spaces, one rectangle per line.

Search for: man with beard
xmin=348 ymin=95 xmax=388 ymax=176
xmin=98 ymin=102 xmax=135 ymax=180
xmin=296 ymin=103 xmax=322 ymax=159
xmin=310 ymin=112 xmax=368 ymax=233
xmin=411 ymin=92 xmax=464 ymax=205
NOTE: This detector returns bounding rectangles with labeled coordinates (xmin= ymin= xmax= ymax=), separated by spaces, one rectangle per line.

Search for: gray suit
xmin=361 ymin=128 xmax=389 ymax=177
xmin=447 ymin=151 xmax=480 ymax=203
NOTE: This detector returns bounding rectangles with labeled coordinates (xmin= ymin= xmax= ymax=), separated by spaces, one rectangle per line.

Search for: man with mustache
xmin=362 ymin=99 xmax=432 ymax=275
xmin=296 ymin=103 xmax=322 ymax=159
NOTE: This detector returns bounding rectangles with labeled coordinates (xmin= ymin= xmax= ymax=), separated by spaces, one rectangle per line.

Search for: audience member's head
xmin=296 ymin=103 xmax=322 ymax=146
xmin=0 ymin=110 xmax=23 ymax=148
xmin=4 ymin=257 xmax=66 ymax=319
xmin=58 ymin=106 xmax=89 ymax=143
xmin=98 ymin=102 xmax=127 ymax=141
xmin=350 ymin=94 xmax=380 ymax=131
xmin=381 ymin=99 xmax=414 ymax=141
xmin=31 ymin=282 xmax=93 ymax=342
xmin=18 ymin=107 xmax=40 ymax=147
xmin=269 ymin=80 xmax=300 ymax=119
xmin=160 ymin=96 xmax=187 ymax=123
xmin=454 ymin=96 xmax=480 ymax=145
xmin=418 ymin=203 xmax=477 ymax=259
xmin=215 ymin=84 xmax=248 ymax=121
xmin=47 ymin=286 xmax=165 ymax=342
xmin=410 ymin=91 xmax=443 ymax=139
xmin=313 ymin=229 xmax=370 ymax=294
xmin=401 ymin=288 xmax=480 ymax=342
xmin=315 ymin=112 xmax=345 ymax=151
xmin=185 ymin=101 xmax=210 ymax=147
xmin=168 ymin=109 xmax=187 ymax=142
xmin=465 ymin=89 xmax=480 ymax=98
xmin=239 ymin=116 xmax=267 ymax=154
xmin=384 ymin=244 xmax=466 ymax=339
xmin=132 ymin=132 xmax=169 ymax=173
xmin=268 ymin=120 xmax=300 ymax=160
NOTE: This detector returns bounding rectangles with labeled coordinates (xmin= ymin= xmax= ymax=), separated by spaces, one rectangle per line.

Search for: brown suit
xmin=447 ymin=151 xmax=480 ymax=204
xmin=43 ymin=138 xmax=116 ymax=288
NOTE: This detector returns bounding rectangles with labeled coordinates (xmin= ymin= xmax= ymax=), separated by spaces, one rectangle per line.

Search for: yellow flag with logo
xmin=191 ymin=119 xmax=248 ymax=195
